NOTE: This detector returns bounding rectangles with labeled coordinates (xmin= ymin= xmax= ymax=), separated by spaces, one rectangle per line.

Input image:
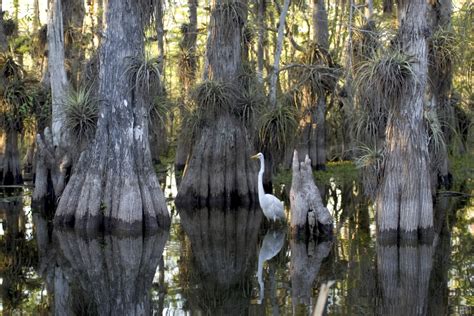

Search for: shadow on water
xmin=0 ymin=178 xmax=472 ymax=315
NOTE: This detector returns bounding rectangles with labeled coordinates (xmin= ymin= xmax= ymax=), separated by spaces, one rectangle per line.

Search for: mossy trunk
xmin=176 ymin=0 xmax=257 ymax=207
xmin=54 ymin=0 xmax=170 ymax=233
xmin=376 ymin=0 xmax=433 ymax=241
xmin=2 ymin=129 xmax=22 ymax=185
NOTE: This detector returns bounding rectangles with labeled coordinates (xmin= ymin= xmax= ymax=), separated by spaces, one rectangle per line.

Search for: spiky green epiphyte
xmin=355 ymin=50 xmax=416 ymax=107
xmin=257 ymin=102 xmax=299 ymax=154
xmin=430 ymin=27 xmax=457 ymax=73
xmin=149 ymin=95 xmax=174 ymax=137
xmin=0 ymin=54 xmax=24 ymax=81
xmin=124 ymin=53 xmax=162 ymax=98
xmin=424 ymin=107 xmax=447 ymax=157
xmin=64 ymin=86 xmax=98 ymax=143
xmin=192 ymin=80 xmax=240 ymax=119
xmin=0 ymin=79 xmax=36 ymax=132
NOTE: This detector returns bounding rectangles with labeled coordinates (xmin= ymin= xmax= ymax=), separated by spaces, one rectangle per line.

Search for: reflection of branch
xmin=313 ymin=280 xmax=335 ymax=316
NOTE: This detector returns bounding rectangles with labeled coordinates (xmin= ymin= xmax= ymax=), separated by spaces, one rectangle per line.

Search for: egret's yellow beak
xmin=250 ymin=154 xmax=259 ymax=159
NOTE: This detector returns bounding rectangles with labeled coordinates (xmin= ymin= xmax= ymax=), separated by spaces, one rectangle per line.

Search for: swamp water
xmin=0 ymin=171 xmax=472 ymax=315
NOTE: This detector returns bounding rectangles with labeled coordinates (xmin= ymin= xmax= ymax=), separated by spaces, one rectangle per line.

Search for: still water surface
xmin=0 ymin=173 xmax=472 ymax=315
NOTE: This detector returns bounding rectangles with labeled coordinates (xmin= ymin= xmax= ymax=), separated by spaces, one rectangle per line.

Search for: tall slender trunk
xmin=175 ymin=0 xmax=198 ymax=173
xmin=365 ymin=0 xmax=373 ymax=21
xmin=62 ymin=0 xmax=85 ymax=84
xmin=256 ymin=0 xmax=266 ymax=83
xmin=311 ymin=0 xmax=329 ymax=170
xmin=2 ymin=129 xmax=22 ymax=185
xmin=428 ymin=0 xmax=453 ymax=190
xmin=54 ymin=0 xmax=170 ymax=232
xmin=176 ymin=0 xmax=257 ymax=207
xmin=33 ymin=0 xmax=71 ymax=207
xmin=376 ymin=0 xmax=433 ymax=241
xmin=269 ymin=0 xmax=290 ymax=108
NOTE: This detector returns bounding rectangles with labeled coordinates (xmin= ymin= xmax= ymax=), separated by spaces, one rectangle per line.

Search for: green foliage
xmin=0 ymin=54 xmax=24 ymax=81
xmin=355 ymin=50 xmax=416 ymax=107
xmin=192 ymin=80 xmax=240 ymax=119
xmin=293 ymin=43 xmax=342 ymax=96
xmin=124 ymin=54 xmax=162 ymax=96
xmin=0 ymin=79 xmax=35 ymax=131
xmin=430 ymin=27 xmax=458 ymax=72
xmin=257 ymin=103 xmax=299 ymax=153
xmin=424 ymin=107 xmax=446 ymax=156
xmin=64 ymin=86 xmax=98 ymax=143
xmin=353 ymin=144 xmax=384 ymax=170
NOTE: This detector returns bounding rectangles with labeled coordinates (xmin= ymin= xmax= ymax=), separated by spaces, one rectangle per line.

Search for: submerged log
xmin=290 ymin=150 xmax=332 ymax=238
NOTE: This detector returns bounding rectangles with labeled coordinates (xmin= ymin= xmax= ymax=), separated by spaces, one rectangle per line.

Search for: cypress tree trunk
xmin=2 ymin=130 xmax=22 ymax=184
xmin=175 ymin=0 xmax=198 ymax=173
xmin=256 ymin=0 xmax=265 ymax=83
xmin=63 ymin=0 xmax=85 ymax=83
xmin=428 ymin=0 xmax=453 ymax=190
xmin=54 ymin=0 xmax=170 ymax=232
xmin=376 ymin=0 xmax=433 ymax=241
xmin=33 ymin=0 xmax=70 ymax=207
xmin=176 ymin=0 xmax=257 ymax=207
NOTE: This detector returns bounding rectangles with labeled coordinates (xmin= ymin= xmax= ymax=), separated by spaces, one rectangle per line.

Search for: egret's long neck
xmin=258 ymin=157 xmax=265 ymax=198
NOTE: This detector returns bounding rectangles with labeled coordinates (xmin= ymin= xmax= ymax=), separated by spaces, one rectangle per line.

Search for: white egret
xmin=250 ymin=153 xmax=285 ymax=222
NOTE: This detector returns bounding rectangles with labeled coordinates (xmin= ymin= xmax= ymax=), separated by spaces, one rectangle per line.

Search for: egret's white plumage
xmin=251 ymin=153 xmax=285 ymax=222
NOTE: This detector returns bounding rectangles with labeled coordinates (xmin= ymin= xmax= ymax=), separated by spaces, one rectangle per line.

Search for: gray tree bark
xmin=269 ymin=0 xmax=290 ymax=108
xmin=427 ymin=0 xmax=453 ymax=190
xmin=290 ymin=150 xmax=332 ymax=238
xmin=376 ymin=0 xmax=433 ymax=241
xmin=2 ymin=129 xmax=22 ymax=184
xmin=54 ymin=0 xmax=170 ymax=232
xmin=176 ymin=0 xmax=258 ymax=207
xmin=63 ymin=0 xmax=85 ymax=82
xmin=33 ymin=0 xmax=70 ymax=207
xmin=175 ymin=0 xmax=198 ymax=173
xmin=256 ymin=0 xmax=266 ymax=83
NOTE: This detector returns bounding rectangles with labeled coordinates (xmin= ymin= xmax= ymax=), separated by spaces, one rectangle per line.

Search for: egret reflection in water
xmin=257 ymin=227 xmax=286 ymax=304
